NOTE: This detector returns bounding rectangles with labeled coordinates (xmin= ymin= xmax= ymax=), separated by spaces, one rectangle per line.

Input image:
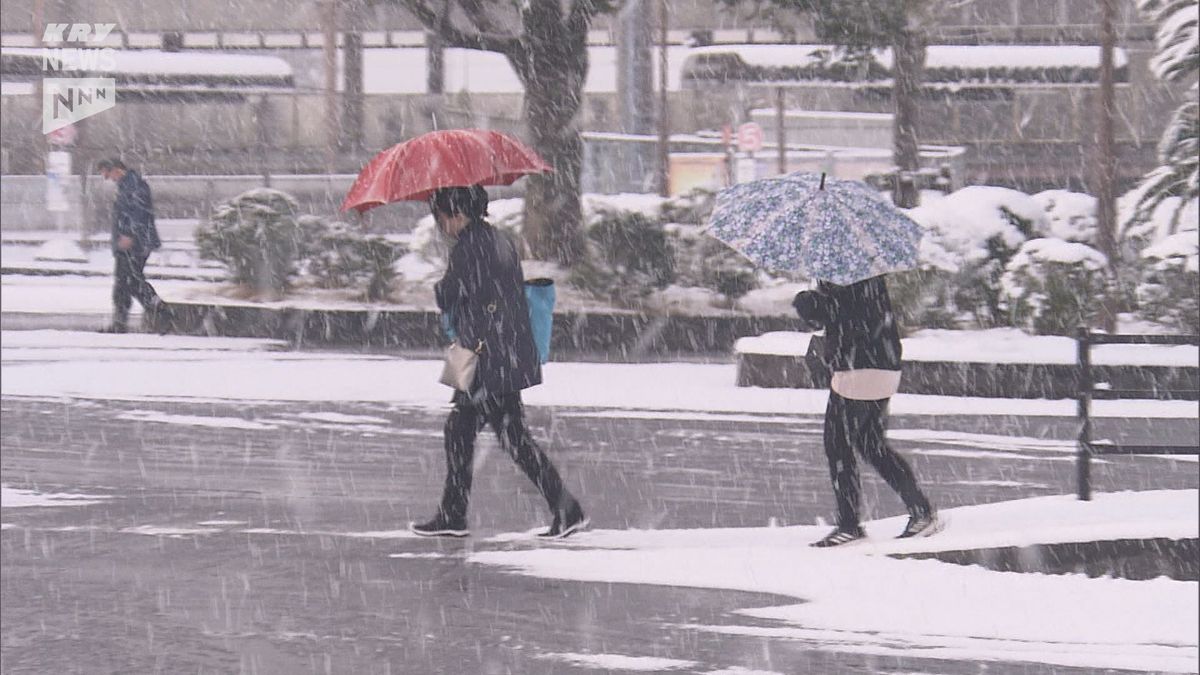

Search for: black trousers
xmin=824 ymin=392 xmax=931 ymax=529
xmin=112 ymin=250 xmax=160 ymax=327
xmin=438 ymin=391 xmax=571 ymax=523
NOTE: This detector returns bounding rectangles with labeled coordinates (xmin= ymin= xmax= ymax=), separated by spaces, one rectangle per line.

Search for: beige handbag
xmin=439 ymin=303 xmax=493 ymax=392
xmin=439 ymin=341 xmax=481 ymax=392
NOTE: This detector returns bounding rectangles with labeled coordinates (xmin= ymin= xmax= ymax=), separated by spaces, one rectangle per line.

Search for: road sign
xmin=46 ymin=150 xmax=72 ymax=212
xmin=47 ymin=123 xmax=77 ymax=146
xmin=737 ymin=122 xmax=763 ymax=153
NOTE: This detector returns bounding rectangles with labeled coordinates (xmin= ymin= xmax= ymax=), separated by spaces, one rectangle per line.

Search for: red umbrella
xmin=341 ymin=129 xmax=552 ymax=213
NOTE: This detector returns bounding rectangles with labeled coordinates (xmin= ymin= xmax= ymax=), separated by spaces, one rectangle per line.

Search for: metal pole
xmin=775 ymin=87 xmax=786 ymax=176
xmin=1097 ymin=0 xmax=1118 ymax=332
xmin=322 ymin=0 xmax=339 ymax=173
xmin=1076 ymin=326 xmax=1093 ymax=500
xmin=657 ymin=0 xmax=670 ymax=197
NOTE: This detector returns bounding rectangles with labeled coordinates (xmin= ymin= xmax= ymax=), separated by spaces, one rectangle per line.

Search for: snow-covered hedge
xmin=570 ymin=210 xmax=676 ymax=303
xmin=1136 ymin=230 xmax=1200 ymax=334
xmin=197 ymin=188 xmax=306 ymax=296
xmin=409 ymin=190 xmax=757 ymax=311
xmin=905 ymin=186 xmax=1048 ymax=327
xmin=999 ymin=238 xmax=1109 ymax=335
xmin=305 ymin=220 xmax=399 ymax=301
xmin=400 ymin=183 xmax=1197 ymax=326
xmin=199 ymin=189 xmax=401 ymax=300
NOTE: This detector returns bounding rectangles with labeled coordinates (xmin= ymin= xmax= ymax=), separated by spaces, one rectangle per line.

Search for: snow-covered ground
xmin=3 ymin=331 xmax=1196 ymax=672
xmin=2 ymin=331 xmax=1197 ymax=420
xmin=472 ymin=489 xmax=1198 ymax=673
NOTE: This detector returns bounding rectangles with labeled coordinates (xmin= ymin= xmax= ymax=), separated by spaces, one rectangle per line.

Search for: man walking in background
xmin=97 ymin=158 xmax=173 ymax=334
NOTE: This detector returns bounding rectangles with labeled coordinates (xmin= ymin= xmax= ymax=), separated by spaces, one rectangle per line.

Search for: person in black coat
xmin=410 ymin=185 xmax=588 ymax=539
xmin=97 ymin=158 xmax=172 ymax=333
xmin=794 ymin=275 xmax=937 ymax=547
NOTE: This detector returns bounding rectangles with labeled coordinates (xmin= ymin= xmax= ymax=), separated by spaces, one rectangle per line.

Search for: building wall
xmin=0 ymin=0 xmax=1152 ymax=41
xmin=1 ymin=1 xmax=1186 ymax=196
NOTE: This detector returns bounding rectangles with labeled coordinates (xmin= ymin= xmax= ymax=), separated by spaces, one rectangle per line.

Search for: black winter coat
xmin=112 ymin=170 xmax=161 ymax=254
xmin=792 ymin=276 xmax=902 ymax=372
xmin=435 ymin=219 xmax=542 ymax=396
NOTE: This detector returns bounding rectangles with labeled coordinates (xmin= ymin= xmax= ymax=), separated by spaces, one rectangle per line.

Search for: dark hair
xmin=430 ymin=185 xmax=488 ymax=218
xmin=96 ymin=158 xmax=126 ymax=171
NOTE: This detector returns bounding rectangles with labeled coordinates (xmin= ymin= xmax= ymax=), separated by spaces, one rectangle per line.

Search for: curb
xmin=736 ymin=351 xmax=1200 ymax=400
xmin=1 ymin=266 xmax=225 ymax=282
xmin=894 ymin=537 xmax=1198 ymax=581
xmin=164 ymin=302 xmax=800 ymax=357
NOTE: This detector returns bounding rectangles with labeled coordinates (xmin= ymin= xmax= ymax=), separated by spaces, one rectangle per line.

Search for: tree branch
xmin=402 ymin=0 xmax=523 ymax=56
xmin=567 ymin=0 xmax=603 ymax=39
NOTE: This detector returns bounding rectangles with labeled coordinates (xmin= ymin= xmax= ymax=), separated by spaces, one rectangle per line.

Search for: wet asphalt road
xmin=2 ymin=396 xmax=1197 ymax=674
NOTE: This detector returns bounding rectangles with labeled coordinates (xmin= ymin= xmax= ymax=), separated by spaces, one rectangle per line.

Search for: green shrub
xmin=1135 ymin=232 xmax=1200 ymax=333
xmin=887 ymin=269 xmax=959 ymax=332
xmin=999 ymin=238 xmax=1109 ymax=335
xmin=666 ymin=224 xmax=758 ymax=302
xmin=575 ymin=211 xmax=675 ymax=303
xmin=306 ymin=221 xmax=399 ymax=301
xmin=661 ymin=188 xmax=717 ymax=225
xmin=197 ymin=188 xmax=305 ymax=296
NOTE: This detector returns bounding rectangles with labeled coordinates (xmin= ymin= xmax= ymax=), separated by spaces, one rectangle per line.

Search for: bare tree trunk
xmin=342 ymin=31 xmax=364 ymax=154
xmin=426 ymin=29 xmax=444 ymax=94
xmin=891 ymin=24 xmax=925 ymax=208
xmin=404 ymin=0 xmax=595 ymax=266
xmin=513 ymin=4 xmax=588 ymax=266
xmin=321 ymin=0 xmax=339 ymax=172
xmin=522 ymin=80 xmax=586 ymax=265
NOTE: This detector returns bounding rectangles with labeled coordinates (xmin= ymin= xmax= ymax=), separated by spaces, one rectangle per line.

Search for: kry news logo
xmin=41 ymin=23 xmax=118 ymax=134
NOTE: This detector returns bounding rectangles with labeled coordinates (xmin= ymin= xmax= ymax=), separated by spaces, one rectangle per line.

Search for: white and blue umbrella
xmin=705 ymin=172 xmax=923 ymax=285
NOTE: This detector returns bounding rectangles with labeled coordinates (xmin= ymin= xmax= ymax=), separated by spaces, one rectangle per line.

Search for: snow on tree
xmin=1131 ymin=0 xmax=1199 ymax=231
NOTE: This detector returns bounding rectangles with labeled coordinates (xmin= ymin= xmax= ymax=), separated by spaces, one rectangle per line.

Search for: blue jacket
xmin=435 ymin=219 xmax=541 ymax=396
xmin=112 ymin=170 xmax=160 ymax=254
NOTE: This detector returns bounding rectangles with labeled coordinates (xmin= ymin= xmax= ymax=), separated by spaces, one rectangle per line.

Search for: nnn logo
xmin=43 ymin=78 xmax=116 ymax=133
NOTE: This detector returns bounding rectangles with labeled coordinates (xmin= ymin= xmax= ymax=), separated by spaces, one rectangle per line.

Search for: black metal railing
xmin=1076 ymin=328 xmax=1200 ymax=500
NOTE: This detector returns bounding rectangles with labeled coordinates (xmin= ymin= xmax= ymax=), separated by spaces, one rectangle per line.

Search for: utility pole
xmin=1097 ymin=0 xmax=1118 ymax=331
xmin=617 ymin=0 xmax=654 ymax=192
xmin=775 ymin=87 xmax=787 ymax=176
xmin=657 ymin=0 xmax=670 ymax=197
xmin=322 ymin=0 xmax=339 ymax=173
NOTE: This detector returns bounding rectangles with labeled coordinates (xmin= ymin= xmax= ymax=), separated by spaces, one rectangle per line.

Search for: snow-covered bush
xmin=305 ymin=221 xmax=399 ymax=301
xmin=886 ymin=227 xmax=962 ymax=330
xmin=907 ymin=186 xmax=1048 ymax=327
xmin=666 ymin=223 xmax=759 ymax=303
xmin=661 ymin=188 xmax=717 ymax=225
xmin=570 ymin=210 xmax=675 ymax=303
xmin=999 ymin=238 xmax=1109 ymax=335
xmin=197 ymin=188 xmax=306 ymax=296
xmin=1136 ymin=230 xmax=1200 ymax=333
xmin=1130 ymin=0 xmax=1199 ymax=229
xmin=1032 ymin=190 xmax=1097 ymax=243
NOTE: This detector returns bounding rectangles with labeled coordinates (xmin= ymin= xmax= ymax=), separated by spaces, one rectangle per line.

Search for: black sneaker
xmin=897 ymin=511 xmax=941 ymax=539
xmin=811 ymin=526 xmax=866 ymax=548
xmin=97 ymin=324 xmax=127 ymax=334
xmin=538 ymin=503 xmax=589 ymax=540
xmin=409 ymin=516 xmax=469 ymax=538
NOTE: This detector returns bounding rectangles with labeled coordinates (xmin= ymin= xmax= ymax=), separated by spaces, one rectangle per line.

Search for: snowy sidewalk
xmin=3 ymin=330 xmax=1197 ymax=419
xmin=471 ymin=489 xmax=1199 ymax=673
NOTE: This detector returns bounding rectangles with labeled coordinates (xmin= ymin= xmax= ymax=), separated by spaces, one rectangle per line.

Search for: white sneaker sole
xmin=539 ymin=517 xmax=590 ymax=540
xmin=409 ymin=523 xmax=469 ymax=538
xmin=898 ymin=517 xmax=944 ymax=539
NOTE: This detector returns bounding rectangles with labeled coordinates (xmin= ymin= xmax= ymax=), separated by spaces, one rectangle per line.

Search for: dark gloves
xmin=793 ymin=290 xmax=828 ymax=332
